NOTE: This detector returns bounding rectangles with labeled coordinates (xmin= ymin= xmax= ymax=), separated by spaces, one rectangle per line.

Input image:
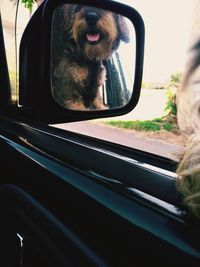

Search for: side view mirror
xmin=51 ymin=4 xmax=135 ymax=111
xmin=19 ymin=0 xmax=145 ymax=123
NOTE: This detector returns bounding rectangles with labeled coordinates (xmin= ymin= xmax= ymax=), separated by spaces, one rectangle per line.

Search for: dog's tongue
xmin=86 ymin=33 xmax=100 ymax=42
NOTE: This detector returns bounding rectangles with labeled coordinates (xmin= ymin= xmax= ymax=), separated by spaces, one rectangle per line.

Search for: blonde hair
xmin=176 ymin=134 xmax=200 ymax=221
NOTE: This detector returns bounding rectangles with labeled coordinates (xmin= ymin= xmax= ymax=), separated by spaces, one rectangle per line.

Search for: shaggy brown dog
xmin=176 ymin=134 xmax=200 ymax=222
xmin=176 ymin=38 xmax=200 ymax=222
xmin=52 ymin=4 xmax=130 ymax=110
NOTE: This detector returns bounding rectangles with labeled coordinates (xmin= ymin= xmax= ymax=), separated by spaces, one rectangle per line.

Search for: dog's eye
xmin=75 ymin=5 xmax=82 ymax=13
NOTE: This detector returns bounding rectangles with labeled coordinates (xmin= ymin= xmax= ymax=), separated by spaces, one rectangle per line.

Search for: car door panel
xmin=0 ymin=116 xmax=200 ymax=266
xmin=0 ymin=184 xmax=107 ymax=267
xmin=0 ymin=114 xmax=180 ymax=206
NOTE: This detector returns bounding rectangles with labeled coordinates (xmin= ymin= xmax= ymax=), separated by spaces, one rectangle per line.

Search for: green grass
xmin=105 ymin=117 xmax=177 ymax=132
xmin=152 ymin=117 xmax=163 ymax=123
xmin=163 ymin=122 xmax=173 ymax=131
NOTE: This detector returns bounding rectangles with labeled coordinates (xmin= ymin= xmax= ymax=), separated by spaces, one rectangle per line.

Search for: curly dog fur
xmin=52 ymin=4 xmax=129 ymax=110
xmin=176 ymin=38 xmax=200 ymax=222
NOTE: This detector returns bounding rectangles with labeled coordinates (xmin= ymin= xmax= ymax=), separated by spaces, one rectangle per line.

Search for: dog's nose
xmin=85 ymin=11 xmax=100 ymax=26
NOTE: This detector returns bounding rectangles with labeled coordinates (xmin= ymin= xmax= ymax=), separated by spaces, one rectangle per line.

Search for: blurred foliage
xmin=165 ymin=88 xmax=177 ymax=116
xmin=10 ymin=0 xmax=40 ymax=10
xmin=170 ymin=72 xmax=182 ymax=87
xmin=21 ymin=0 xmax=38 ymax=9
xmin=164 ymin=72 xmax=182 ymax=117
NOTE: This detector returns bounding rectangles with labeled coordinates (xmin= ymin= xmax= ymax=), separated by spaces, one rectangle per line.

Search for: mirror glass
xmin=51 ymin=4 xmax=136 ymax=111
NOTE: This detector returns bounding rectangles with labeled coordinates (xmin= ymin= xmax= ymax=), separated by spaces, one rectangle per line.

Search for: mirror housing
xmin=19 ymin=0 xmax=145 ymax=123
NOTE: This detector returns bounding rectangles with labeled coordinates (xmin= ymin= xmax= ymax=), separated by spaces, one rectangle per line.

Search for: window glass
xmin=1 ymin=0 xmax=40 ymax=104
xmin=52 ymin=0 xmax=195 ymax=160
xmin=1 ymin=0 xmax=17 ymax=103
xmin=1 ymin=0 xmax=195 ymax=160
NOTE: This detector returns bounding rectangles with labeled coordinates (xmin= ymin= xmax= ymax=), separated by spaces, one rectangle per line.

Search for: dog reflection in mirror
xmin=52 ymin=4 xmax=130 ymax=110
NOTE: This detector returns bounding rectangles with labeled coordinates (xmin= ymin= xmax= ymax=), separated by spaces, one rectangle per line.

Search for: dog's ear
xmin=62 ymin=4 xmax=77 ymax=31
xmin=117 ymin=15 xmax=130 ymax=43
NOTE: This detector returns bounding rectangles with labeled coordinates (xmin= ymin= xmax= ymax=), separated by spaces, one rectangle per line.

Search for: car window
xmin=0 ymin=0 xmax=40 ymax=104
xmin=1 ymin=0 xmax=18 ymax=103
xmin=1 ymin=0 xmax=195 ymax=161
xmin=52 ymin=0 xmax=195 ymax=160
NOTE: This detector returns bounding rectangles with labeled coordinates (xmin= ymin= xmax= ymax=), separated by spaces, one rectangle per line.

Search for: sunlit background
xmin=116 ymin=0 xmax=194 ymax=84
xmin=1 ymin=0 xmax=198 ymax=157
xmin=0 ymin=0 xmax=197 ymax=85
